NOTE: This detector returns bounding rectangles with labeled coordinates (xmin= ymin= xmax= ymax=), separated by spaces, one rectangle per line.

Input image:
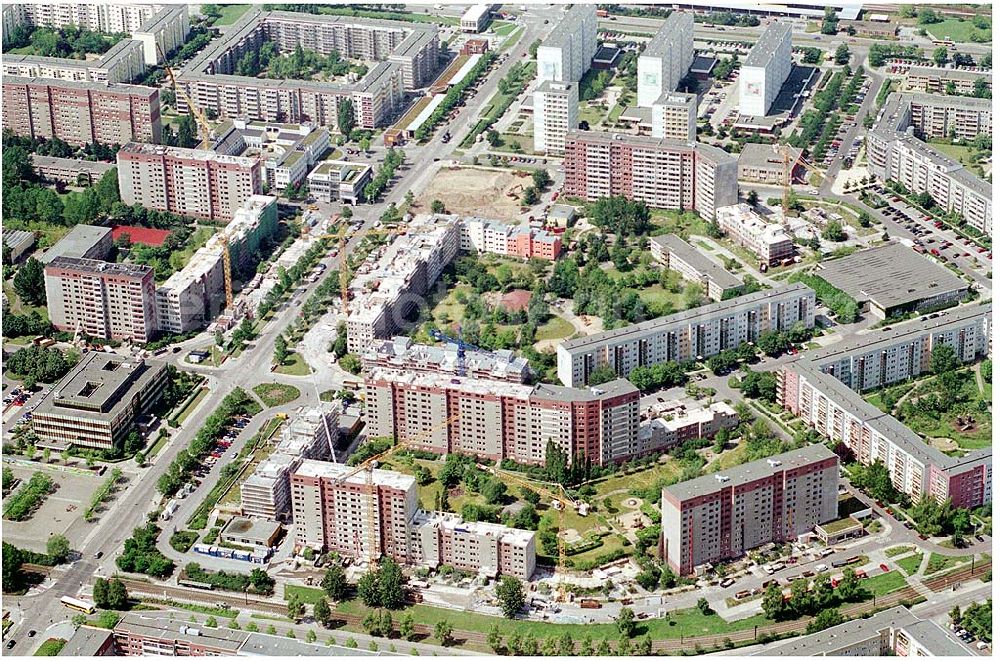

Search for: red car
xmin=880 ymin=563 xmax=890 ymax=573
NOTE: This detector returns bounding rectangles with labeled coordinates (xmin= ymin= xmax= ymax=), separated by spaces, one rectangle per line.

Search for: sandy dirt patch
xmin=415 ymin=167 xmax=528 ymax=219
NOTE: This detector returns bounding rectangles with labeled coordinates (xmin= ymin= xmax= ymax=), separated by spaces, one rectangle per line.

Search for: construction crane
xmin=335 ymin=415 xmax=459 ymax=566
xmin=157 ymin=43 xmax=234 ymax=311
xmin=480 ymin=463 xmax=587 ymax=602
xmin=314 ymin=223 xmax=358 ymax=311
xmin=773 ymin=143 xmax=828 ymax=225
xmin=157 ymin=43 xmax=212 ymax=145
xmin=429 ymin=326 xmax=483 ymax=377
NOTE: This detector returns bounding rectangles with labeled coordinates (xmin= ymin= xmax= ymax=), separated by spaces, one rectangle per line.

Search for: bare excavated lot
xmin=415 ymin=167 xmax=528 ymax=219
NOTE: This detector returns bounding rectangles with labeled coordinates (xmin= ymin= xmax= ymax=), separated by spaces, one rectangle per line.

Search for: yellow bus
xmin=60 ymin=596 xmax=96 ymax=614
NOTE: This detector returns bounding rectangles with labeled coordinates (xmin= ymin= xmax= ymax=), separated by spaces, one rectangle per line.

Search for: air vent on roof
xmin=715 ymin=475 xmax=730 ymax=483
xmin=767 ymin=459 xmax=782 ymax=467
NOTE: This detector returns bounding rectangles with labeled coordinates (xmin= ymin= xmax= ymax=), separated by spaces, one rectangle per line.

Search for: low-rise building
xmin=738 ymin=143 xmax=802 ymax=186
xmin=44 ymin=258 xmax=158 ymax=343
xmin=649 ymin=233 xmax=744 ymax=301
xmin=840 ymin=19 xmax=898 ymax=38
xmin=113 ymin=613 xmax=247 ymax=656
xmin=3 ymin=230 xmax=35 ymax=262
xmin=58 ymin=625 xmax=115 ymax=657
xmin=460 ymin=216 xmax=562 ymax=261
xmin=812 ymin=241 xmax=969 ymax=319
xmin=205 ymin=119 xmax=330 ymax=191
xmin=754 ymin=603 xmax=971 ymax=656
xmin=220 ymin=517 xmax=282 ymax=548
xmin=460 ymin=4 xmax=491 ymax=32
xmin=39 ymin=224 xmax=112 ymax=265
xmin=32 ymin=353 xmax=168 ymax=451
xmin=30 ymin=155 xmax=115 ymax=187
xmin=903 ymin=65 xmax=992 ymax=96
xmin=557 ymin=283 xmax=815 ymax=387
xmin=411 ymin=511 xmax=536 ymax=579
xmin=715 ymin=203 xmax=795 ymax=266
xmin=662 ymin=444 xmax=839 ymax=575
xmin=307 ymin=160 xmax=373 ymax=205
xmin=639 ymin=400 xmax=738 ymax=455
xmin=362 ymin=336 xmax=532 ymax=383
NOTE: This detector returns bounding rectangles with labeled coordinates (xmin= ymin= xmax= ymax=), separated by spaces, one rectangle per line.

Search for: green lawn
xmin=334 ymin=599 xmax=769 ymax=643
xmin=430 ymin=284 xmax=473 ymax=327
xmin=535 ymin=316 xmax=574 ymax=342
xmin=491 ymin=20 xmax=516 ymax=36
xmin=925 ymin=18 xmax=991 ymax=43
xmin=864 ymin=570 xmax=908 ymax=596
xmin=175 ymin=387 xmax=209 ymax=426
xmin=252 ymin=383 xmax=301 ymax=407
xmin=929 ymin=141 xmax=982 ymax=169
xmin=578 ymin=103 xmax=607 ymax=127
xmin=33 ymin=639 xmax=66 ymax=656
xmin=885 ymin=545 xmax=915 ymax=558
xmin=284 ymin=584 xmax=327 ymax=606
xmin=926 ymin=553 xmax=970 ymax=575
xmin=210 ymin=4 xmax=252 ymax=25
xmin=896 ymin=553 xmax=924 ymax=576
xmin=275 ymin=352 xmax=311 ymax=376
xmin=637 ymin=284 xmax=686 ymax=316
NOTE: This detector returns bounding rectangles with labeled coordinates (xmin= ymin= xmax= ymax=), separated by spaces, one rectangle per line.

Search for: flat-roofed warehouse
xmin=813 ymin=241 xmax=969 ymax=320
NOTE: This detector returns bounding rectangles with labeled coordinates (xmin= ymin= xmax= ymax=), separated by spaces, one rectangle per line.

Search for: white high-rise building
xmin=533 ymin=80 xmax=578 ymax=154
xmin=738 ymin=22 xmax=792 ymax=117
xmin=536 ymin=4 xmax=596 ymax=83
xmin=637 ymin=11 xmax=694 ymax=107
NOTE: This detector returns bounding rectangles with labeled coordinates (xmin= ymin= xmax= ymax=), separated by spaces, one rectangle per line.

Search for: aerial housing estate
xmin=868 ymin=92 xmax=992 ymax=233
xmin=175 ymin=9 xmax=440 ymax=129
xmin=779 ymin=303 xmax=992 ymax=508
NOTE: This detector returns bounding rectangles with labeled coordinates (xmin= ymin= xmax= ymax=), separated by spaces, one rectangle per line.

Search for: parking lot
xmin=2 ymin=464 xmax=107 ymax=554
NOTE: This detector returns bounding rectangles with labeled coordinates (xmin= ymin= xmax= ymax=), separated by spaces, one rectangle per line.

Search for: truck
xmin=579 ymin=599 xmax=602 ymax=609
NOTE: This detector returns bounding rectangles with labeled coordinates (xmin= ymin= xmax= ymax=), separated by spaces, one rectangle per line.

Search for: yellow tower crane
xmin=158 ymin=43 xmax=234 ymax=311
xmin=334 ymin=415 xmax=459 ymax=566
xmin=480 ymin=464 xmax=586 ymax=602
xmin=774 ymin=143 xmax=829 ymax=227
